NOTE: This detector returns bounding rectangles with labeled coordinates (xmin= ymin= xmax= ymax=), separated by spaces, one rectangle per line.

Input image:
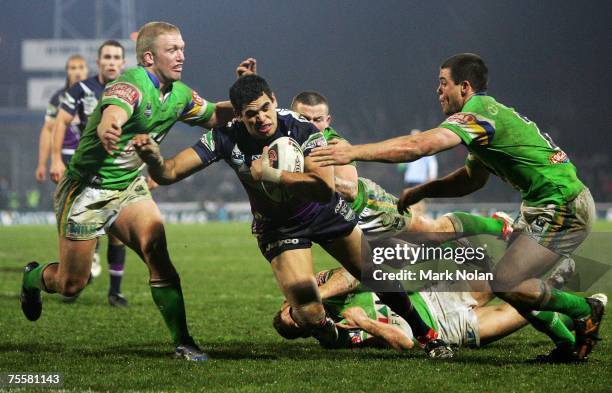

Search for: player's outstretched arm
xmin=332 ymin=163 xmax=359 ymax=202
xmin=132 ymin=135 xmax=205 ymax=185
xmin=311 ymin=128 xmax=462 ymax=166
xmin=251 ymin=147 xmax=335 ymax=203
xmin=201 ymin=101 xmax=235 ymax=130
xmin=397 ymin=163 xmax=489 ymax=213
xmin=339 ymin=307 xmax=414 ymax=350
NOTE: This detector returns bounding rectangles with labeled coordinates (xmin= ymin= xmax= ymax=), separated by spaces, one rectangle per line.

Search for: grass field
xmin=1 ymin=222 xmax=611 ymax=393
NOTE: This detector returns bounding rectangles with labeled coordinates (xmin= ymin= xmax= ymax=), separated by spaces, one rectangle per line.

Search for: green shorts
xmin=514 ymin=188 xmax=595 ymax=257
xmin=54 ymin=175 xmax=152 ymax=240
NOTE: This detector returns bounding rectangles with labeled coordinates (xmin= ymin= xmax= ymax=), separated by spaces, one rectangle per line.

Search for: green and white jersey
xmin=439 ymin=94 xmax=584 ymax=206
xmin=324 ymin=285 xmax=436 ymax=347
xmin=67 ymin=66 xmax=215 ymax=190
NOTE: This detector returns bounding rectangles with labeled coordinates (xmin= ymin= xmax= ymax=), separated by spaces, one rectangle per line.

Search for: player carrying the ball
xmin=132 ymin=74 xmax=454 ymax=358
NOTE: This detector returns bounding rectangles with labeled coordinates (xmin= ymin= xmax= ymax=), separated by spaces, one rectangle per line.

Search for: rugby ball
xmin=261 ymin=137 xmax=304 ymax=202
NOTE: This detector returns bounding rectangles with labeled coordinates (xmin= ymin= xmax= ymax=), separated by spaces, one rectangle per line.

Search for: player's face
xmin=66 ymin=58 xmax=88 ymax=86
xmin=97 ymin=45 xmax=125 ymax=84
xmin=293 ymin=102 xmax=331 ymax=132
xmin=151 ymin=33 xmax=185 ymax=84
xmin=240 ymin=93 xmax=278 ymax=139
xmin=437 ymin=67 xmax=464 ymax=116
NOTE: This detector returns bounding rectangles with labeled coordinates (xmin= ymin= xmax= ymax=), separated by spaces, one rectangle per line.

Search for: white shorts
xmin=421 ymin=281 xmax=480 ymax=348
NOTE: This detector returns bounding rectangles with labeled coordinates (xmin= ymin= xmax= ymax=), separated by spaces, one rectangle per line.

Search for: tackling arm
xmin=132 ymin=135 xmax=206 ymax=185
xmin=340 ymin=307 xmax=414 ymax=350
xmin=311 ymin=127 xmax=462 ymax=165
xmin=332 ymin=164 xmax=359 ymax=202
xmin=397 ymin=161 xmax=489 ymax=213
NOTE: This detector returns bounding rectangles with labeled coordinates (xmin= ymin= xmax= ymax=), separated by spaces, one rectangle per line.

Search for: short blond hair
xmin=136 ymin=21 xmax=180 ymax=65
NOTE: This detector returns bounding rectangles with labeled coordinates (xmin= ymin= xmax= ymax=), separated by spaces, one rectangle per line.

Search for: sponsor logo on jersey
xmin=192 ymin=90 xmax=204 ymax=106
xmin=549 ymin=150 xmax=569 ymax=164
xmin=103 ymin=82 xmax=140 ymax=106
xmin=200 ymin=131 xmax=215 ymax=152
xmin=230 ymin=144 xmax=245 ymax=166
xmin=144 ymin=102 xmax=152 ymax=117
xmin=446 ymin=113 xmax=476 ymax=124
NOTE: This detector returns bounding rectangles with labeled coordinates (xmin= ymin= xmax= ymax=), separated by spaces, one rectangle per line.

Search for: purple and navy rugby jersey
xmin=46 ymin=87 xmax=81 ymax=152
xmin=59 ymin=75 xmax=105 ymax=144
xmin=192 ymin=109 xmax=332 ymax=228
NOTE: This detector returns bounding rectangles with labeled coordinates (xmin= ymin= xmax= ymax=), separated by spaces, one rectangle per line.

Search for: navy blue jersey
xmin=59 ymin=75 xmax=105 ymax=137
xmin=46 ymin=87 xmax=81 ymax=152
xmin=192 ymin=109 xmax=330 ymax=228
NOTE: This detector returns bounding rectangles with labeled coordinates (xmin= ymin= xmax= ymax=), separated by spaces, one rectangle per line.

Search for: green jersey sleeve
xmin=100 ymin=79 xmax=142 ymax=118
xmin=176 ymin=86 xmax=215 ymax=126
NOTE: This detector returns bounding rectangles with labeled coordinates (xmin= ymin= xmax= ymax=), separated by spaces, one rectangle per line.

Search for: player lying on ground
xmin=20 ymin=21 xmax=234 ymax=361
xmin=133 ymin=74 xmax=454 ymax=358
xmin=310 ymin=53 xmax=604 ymax=362
xmin=274 ymin=260 xmax=607 ymax=352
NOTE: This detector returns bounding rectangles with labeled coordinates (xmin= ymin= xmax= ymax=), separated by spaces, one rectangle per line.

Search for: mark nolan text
xmin=372 ymin=269 xmax=493 ymax=281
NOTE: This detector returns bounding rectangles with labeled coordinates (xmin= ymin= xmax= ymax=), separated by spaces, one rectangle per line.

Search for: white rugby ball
xmin=261 ymin=136 xmax=304 ymax=202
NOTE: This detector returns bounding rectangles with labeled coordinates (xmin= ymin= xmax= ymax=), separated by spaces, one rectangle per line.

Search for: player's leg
xmin=492 ymin=234 xmax=592 ymax=358
xmin=475 ymin=303 xmax=529 ymax=346
xmin=270 ymin=248 xmax=338 ymax=348
xmin=320 ymin=226 xmax=453 ymax=358
xmin=107 ymin=234 xmax=128 ymax=307
xmin=110 ymin=198 xmax=205 ymax=360
xmin=21 ymin=176 xmax=99 ymax=320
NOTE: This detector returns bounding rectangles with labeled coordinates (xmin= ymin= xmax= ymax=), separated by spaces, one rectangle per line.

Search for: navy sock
xmin=108 ymin=243 xmax=126 ymax=294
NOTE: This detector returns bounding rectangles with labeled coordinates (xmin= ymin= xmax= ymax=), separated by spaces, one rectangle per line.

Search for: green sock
xmin=447 ymin=212 xmax=503 ymax=235
xmin=540 ymin=288 xmax=592 ymax=319
xmin=23 ymin=263 xmax=48 ymax=291
xmin=150 ymin=280 xmax=192 ymax=346
xmin=527 ymin=310 xmax=575 ymax=346
xmin=557 ymin=312 xmax=574 ymax=331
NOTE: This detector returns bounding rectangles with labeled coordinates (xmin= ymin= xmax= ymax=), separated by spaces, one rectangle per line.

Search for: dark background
xmin=0 ymin=0 xmax=610 ymax=207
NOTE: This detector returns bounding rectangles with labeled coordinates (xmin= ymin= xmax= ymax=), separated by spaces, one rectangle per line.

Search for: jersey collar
xmin=143 ymin=67 xmax=161 ymax=89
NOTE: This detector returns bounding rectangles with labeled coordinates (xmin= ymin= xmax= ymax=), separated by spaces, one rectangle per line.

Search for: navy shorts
xmin=256 ymin=194 xmax=357 ymax=262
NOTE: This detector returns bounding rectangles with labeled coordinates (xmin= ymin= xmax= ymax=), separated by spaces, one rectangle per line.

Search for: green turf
xmin=1 ymin=222 xmax=611 ymax=392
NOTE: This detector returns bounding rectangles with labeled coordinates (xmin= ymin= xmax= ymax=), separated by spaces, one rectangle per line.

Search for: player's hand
xmin=49 ymin=159 xmax=66 ymax=183
xmin=398 ymin=186 xmax=424 ymax=214
xmin=98 ymin=121 xmax=122 ymax=154
xmin=132 ymin=135 xmax=164 ymax=167
xmin=337 ymin=307 xmax=365 ymax=329
xmin=35 ymin=164 xmax=47 ymax=183
xmin=236 ymin=58 xmax=257 ymax=78
xmin=310 ymin=139 xmax=354 ymax=166
xmin=251 ymin=146 xmax=281 ymax=183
